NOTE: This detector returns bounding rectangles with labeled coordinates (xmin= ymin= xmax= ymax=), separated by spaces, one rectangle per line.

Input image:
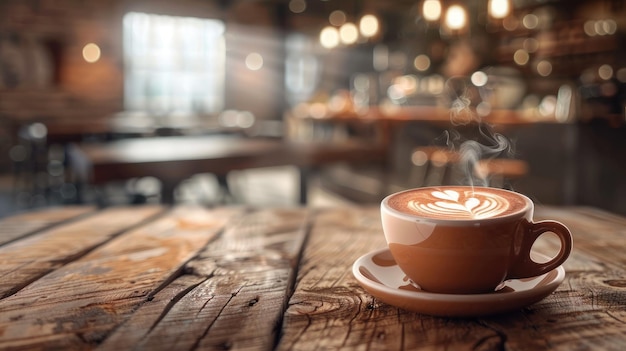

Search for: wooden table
xmin=0 ymin=205 xmax=624 ymax=350
xmin=67 ymin=135 xmax=387 ymax=204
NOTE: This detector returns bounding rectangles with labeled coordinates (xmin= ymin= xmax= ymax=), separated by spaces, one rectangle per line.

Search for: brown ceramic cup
xmin=381 ymin=186 xmax=572 ymax=294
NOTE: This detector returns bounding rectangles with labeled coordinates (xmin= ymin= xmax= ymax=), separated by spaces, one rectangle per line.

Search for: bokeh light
xmin=445 ymin=5 xmax=467 ymax=31
xmin=536 ymin=60 xmax=552 ymax=77
xmin=598 ymin=64 xmax=613 ymax=80
xmin=413 ymin=54 xmax=431 ymax=71
xmin=329 ymin=10 xmax=346 ymax=26
xmin=423 ymin=0 xmax=442 ymax=22
xmin=82 ymin=43 xmax=101 ymax=63
xmin=289 ymin=0 xmax=306 ymax=14
xmin=489 ymin=0 xmax=510 ymax=19
xmin=320 ymin=26 xmax=339 ymax=49
xmin=359 ymin=15 xmax=379 ymax=37
xmin=339 ymin=23 xmax=358 ymax=45
xmin=514 ymin=49 xmax=529 ymax=65
xmin=245 ymin=52 xmax=264 ymax=71
xmin=470 ymin=71 xmax=488 ymax=87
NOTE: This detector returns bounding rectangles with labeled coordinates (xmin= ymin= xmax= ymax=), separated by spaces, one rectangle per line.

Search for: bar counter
xmin=0 ymin=204 xmax=624 ymax=350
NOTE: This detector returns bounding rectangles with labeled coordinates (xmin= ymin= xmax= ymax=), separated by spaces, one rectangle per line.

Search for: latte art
xmin=407 ymin=189 xmax=509 ymax=219
xmin=387 ymin=187 xmax=526 ymax=220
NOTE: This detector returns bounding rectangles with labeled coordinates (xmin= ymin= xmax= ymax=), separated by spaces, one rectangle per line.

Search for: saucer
xmin=352 ymin=248 xmax=565 ymax=317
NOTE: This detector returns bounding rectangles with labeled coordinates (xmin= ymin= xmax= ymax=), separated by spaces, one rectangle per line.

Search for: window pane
xmin=123 ymin=12 xmax=225 ymax=115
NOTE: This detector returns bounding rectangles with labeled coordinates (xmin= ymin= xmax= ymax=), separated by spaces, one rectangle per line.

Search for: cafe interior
xmin=0 ymin=0 xmax=625 ymax=217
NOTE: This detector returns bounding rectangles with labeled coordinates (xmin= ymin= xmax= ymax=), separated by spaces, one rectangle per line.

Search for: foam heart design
xmin=432 ymin=190 xmax=460 ymax=202
xmin=465 ymin=197 xmax=480 ymax=211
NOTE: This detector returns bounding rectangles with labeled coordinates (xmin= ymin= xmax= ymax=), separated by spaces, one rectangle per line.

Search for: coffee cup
xmin=380 ymin=186 xmax=572 ymax=294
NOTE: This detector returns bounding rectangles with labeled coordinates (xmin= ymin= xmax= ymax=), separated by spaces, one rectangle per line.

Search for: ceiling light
xmin=489 ymin=0 xmax=510 ymax=19
xmin=320 ymin=26 xmax=339 ymax=49
xmin=339 ymin=23 xmax=358 ymax=45
xmin=359 ymin=15 xmax=379 ymax=38
xmin=445 ymin=5 xmax=467 ymax=31
xmin=423 ymin=0 xmax=442 ymax=22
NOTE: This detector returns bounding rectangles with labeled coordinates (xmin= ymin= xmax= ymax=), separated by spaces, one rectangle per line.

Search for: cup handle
xmin=508 ymin=220 xmax=573 ymax=279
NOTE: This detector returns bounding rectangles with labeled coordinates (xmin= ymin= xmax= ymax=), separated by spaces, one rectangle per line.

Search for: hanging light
xmin=422 ymin=0 xmax=442 ymax=22
xmin=488 ymin=0 xmax=510 ymax=19
xmin=320 ymin=26 xmax=339 ymax=49
xmin=359 ymin=14 xmax=379 ymax=38
xmin=339 ymin=22 xmax=358 ymax=45
xmin=444 ymin=5 xmax=467 ymax=31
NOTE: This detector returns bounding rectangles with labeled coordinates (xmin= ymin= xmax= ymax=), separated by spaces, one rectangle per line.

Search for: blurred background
xmin=1 ymin=0 xmax=625 ymax=216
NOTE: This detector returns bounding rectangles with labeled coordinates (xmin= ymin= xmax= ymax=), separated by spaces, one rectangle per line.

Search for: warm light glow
xmin=289 ymin=0 xmax=306 ymax=14
xmin=320 ymin=26 xmax=339 ymax=49
xmin=488 ymin=0 xmax=510 ymax=19
xmin=82 ymin=43 xmax=101 ymax=63
xmin=339 ymin=23 xmax=358 ymax=45
xmin=245 ymin=52 xmax=263 ymax=71
xmin=598 ymin=64 xmax=613 ymax=80
xmin=422 ymin=0 xmax=442 ymax=22
xmin=586 ymin=19 xmax=618 ymax=36
xmin=514 ymin=49 xmax=529 ymax=65
xmin=470 ymin=71 xmax=488 ymax=87
xmin=604 ymin=19 xmax=617 ymax=35
xmin=537 ymin=60 xmax=552 ymax=77
xmin=502 ymin=16 xmax=519 ymax=31
xmin=309 ymin=102 xmax=328 ymax=118
xmin=359 ymin=14 xmax=379 ymax=37
xmin=413 ymin=54 xmax=431 ymax=71
xmin=445 ymin=5 xmax=467 ymax=31
xmin=394 ymin=75 xmax=418 ymax=95
xmin=584 ymin=20 xmax=596 ymax=36
xmin=329 ymin=10 xmax=346 ymax=26
xmin=522 ymin=14 xmax=539 ymax=29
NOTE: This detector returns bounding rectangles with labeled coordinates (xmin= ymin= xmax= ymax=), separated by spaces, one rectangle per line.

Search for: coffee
xmin=380 ymin=186 xmax=573 ymax=294
xmin=386 ymin=186 xmax=528 ymax=220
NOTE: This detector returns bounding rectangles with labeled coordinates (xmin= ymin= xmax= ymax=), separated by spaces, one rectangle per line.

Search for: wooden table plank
xmin=490 ymin=206 xmax=626 ymax=351
xmin=278 ymin=207 xmax=394 ymax=350
xmin=279 ymin=206 xmax=626 ymax=351
xmin=0 ymin=205 xmax=624 ymax=350
xmin=99 ymin=208 xmax=310 ymax=351
xmin=0 ymin=206 xmax=164 ymax=299
xmin=0 ymin=206 xmax=95 ymax=246
xmin=0 ymin=206 xmax=237 ymax=350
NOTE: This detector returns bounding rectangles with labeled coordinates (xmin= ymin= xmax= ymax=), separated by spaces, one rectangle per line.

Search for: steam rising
xmin=441 ymin=77 xmax=514 ymax=187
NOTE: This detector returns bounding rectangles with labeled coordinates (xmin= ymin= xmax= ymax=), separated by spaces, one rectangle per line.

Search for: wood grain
xmin=0 ymin=206 xmax=237 ymax=350
xmin=0 ymin=205 xmax=624 ymax=350
xmin=0 ymin=206 xmax=95 ymax=246
xmin=0 ymin=206 xmax=164 ymax=299
xmin=279 ymin=206 xmax=626 ymax=351
xmin=99 ymin=208 xmax=310 ymax=351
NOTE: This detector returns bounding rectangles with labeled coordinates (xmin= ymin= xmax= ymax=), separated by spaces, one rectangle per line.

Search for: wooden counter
xmin=1 ymin=204 xmax=625 ymax=350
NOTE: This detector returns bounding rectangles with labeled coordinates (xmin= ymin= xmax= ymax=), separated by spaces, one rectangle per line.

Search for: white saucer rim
xmin=352 ymin=247 xmax=566 ymax=302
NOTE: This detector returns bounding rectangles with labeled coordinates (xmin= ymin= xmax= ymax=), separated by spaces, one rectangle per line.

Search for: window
xmin=285 ymin=34 xmax=319 ymax=106
xmin=123 ymin=12 xmax=225 ymax=114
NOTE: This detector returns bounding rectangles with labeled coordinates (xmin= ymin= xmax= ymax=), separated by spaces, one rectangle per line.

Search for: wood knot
xmin=604 ymin=280 xmax=626 ymax=288
xmin=218 ymin=341 xmax=233 ymax=350
xmin=248 ymin=298 xmax=259 ymax=306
